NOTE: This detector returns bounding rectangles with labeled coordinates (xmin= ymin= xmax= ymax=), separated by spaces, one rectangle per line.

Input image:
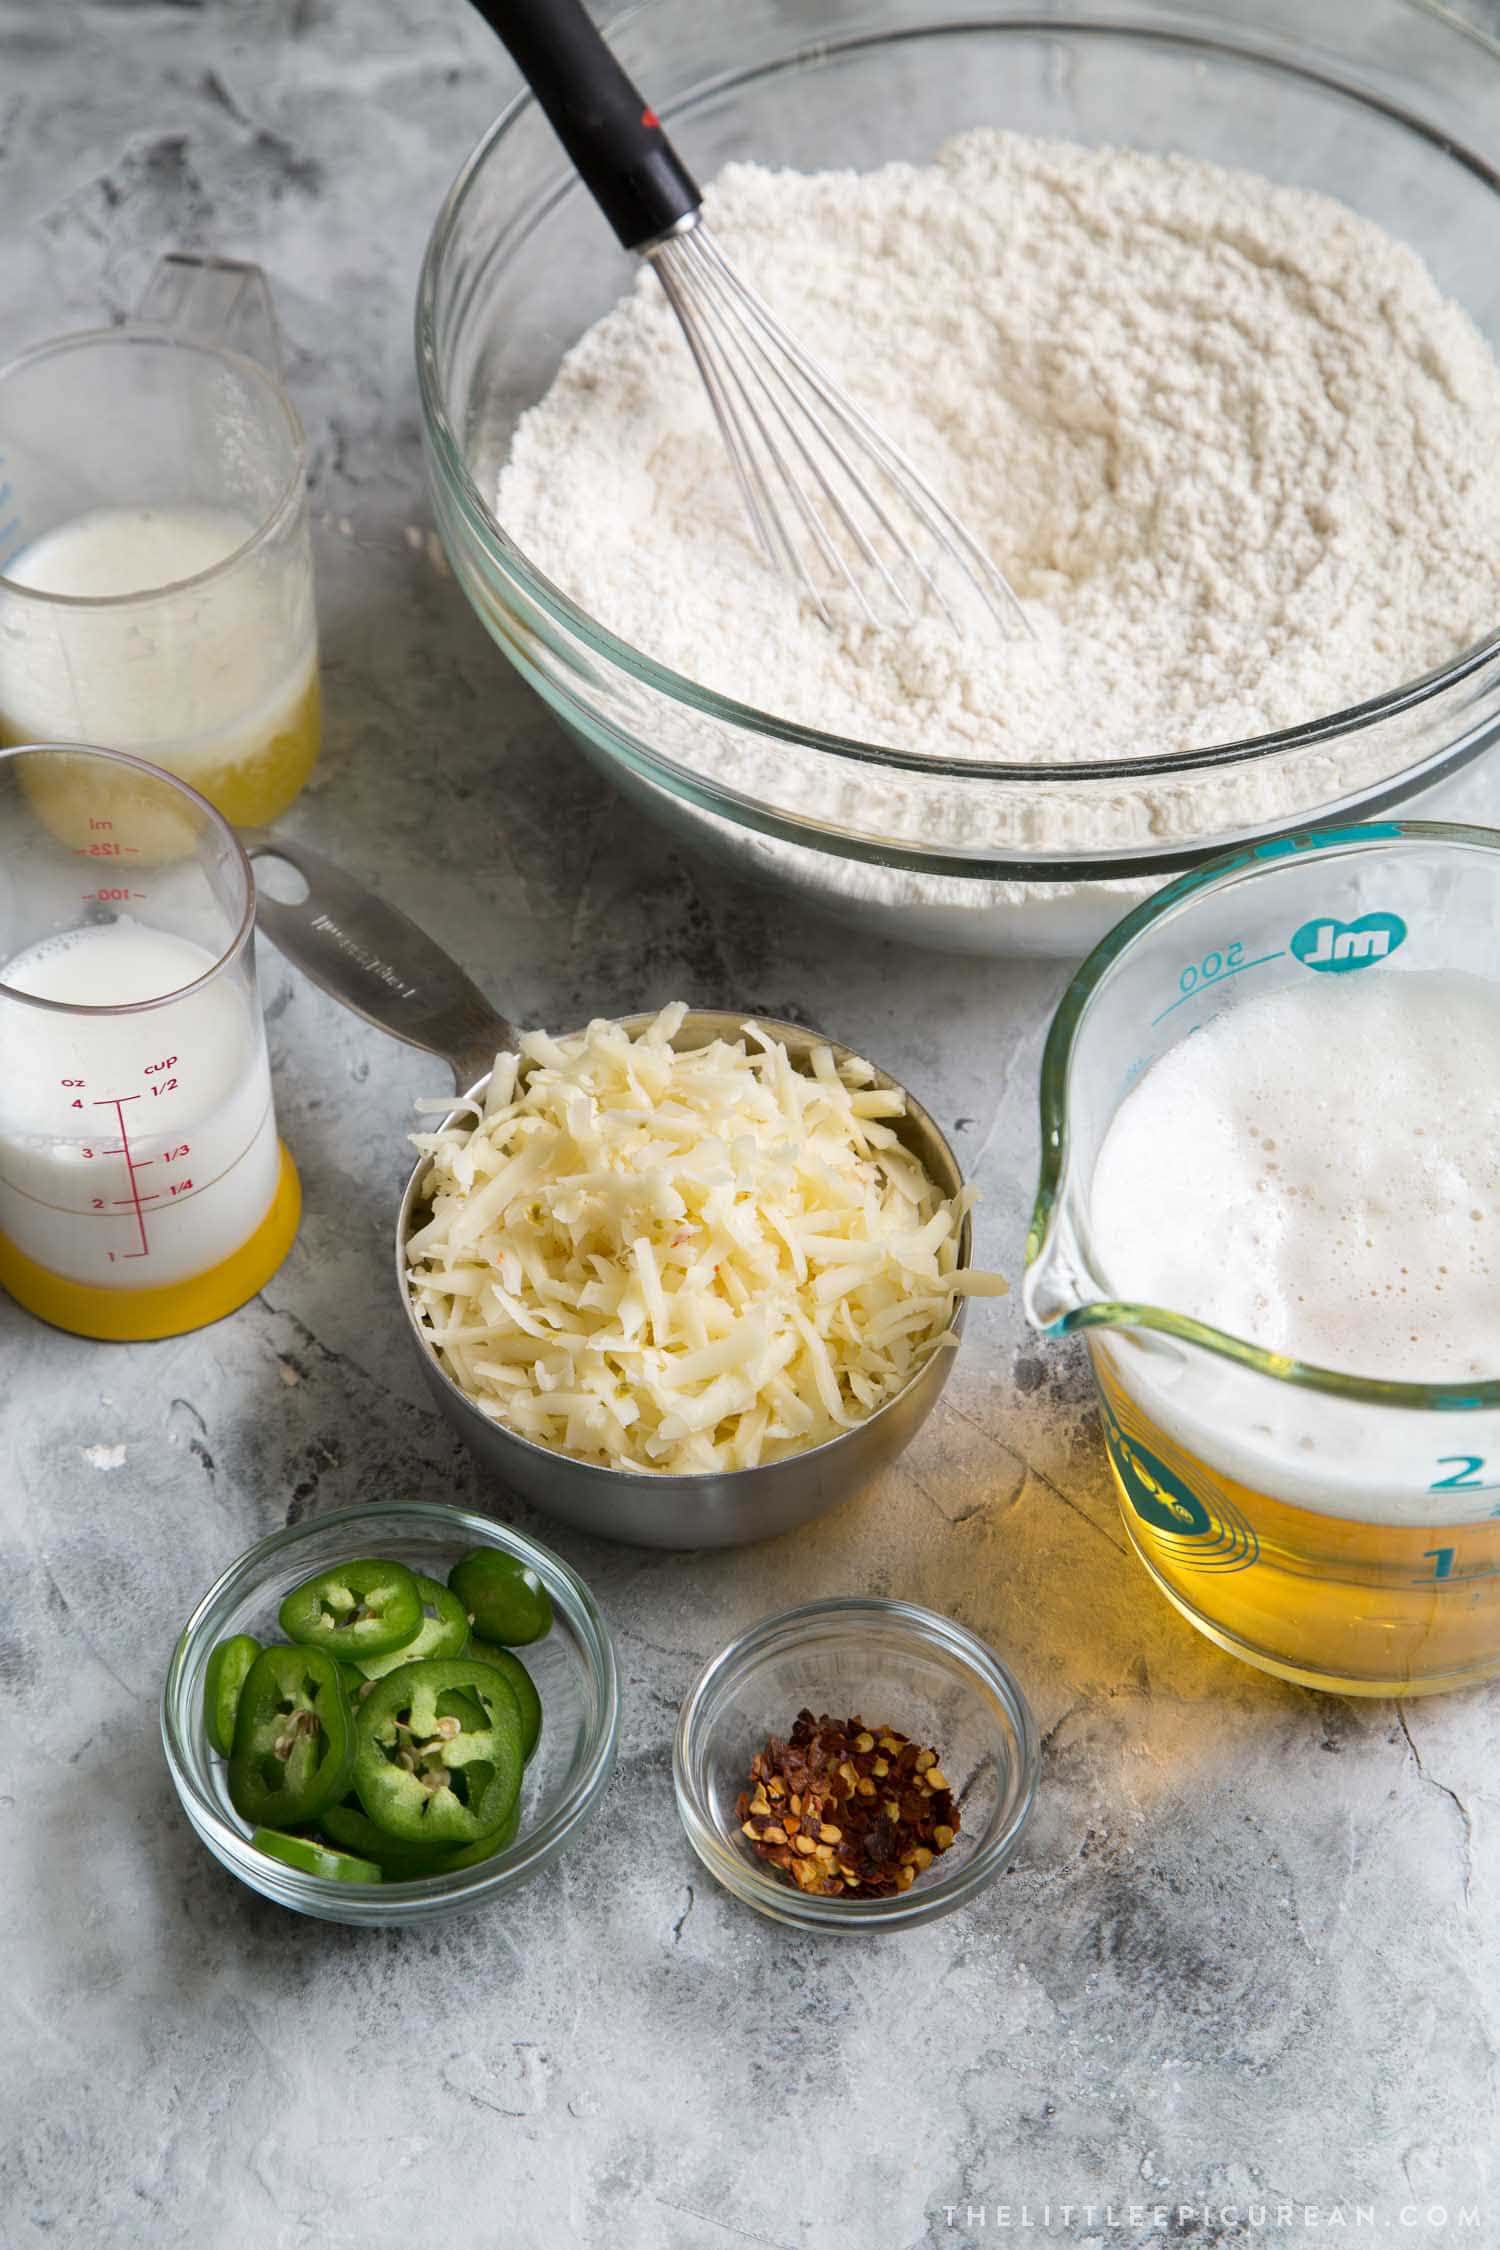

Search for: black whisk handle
xmin=470 ymin=0 xmax=702 ymax=250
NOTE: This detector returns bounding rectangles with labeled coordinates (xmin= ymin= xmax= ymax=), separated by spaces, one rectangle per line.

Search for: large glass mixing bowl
xmin=418 ymin=0 xmax=1500 ymax=956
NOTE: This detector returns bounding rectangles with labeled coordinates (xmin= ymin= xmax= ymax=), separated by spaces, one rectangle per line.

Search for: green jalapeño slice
xmin=353 ymin=1657 xmax=524 ymax=1847
xmin=468 ymin=1642 xmax=542 ymax=1763
xmin=278 ymin=1558 xmax=423 ymax=1660
xmin=228 ymin=1645 xmax=355 ymax=1828
xmin=355 ymin=1573 xmax=469 ymax=1680
xmin=250 ymin=1828 xmax=383 ymax=1885
xmin=320 ymin=1799 xmax=519 ymax=1880
xmin=203 ymin=1633 xmax=261 ymax=1759
xmin=448 ymin=1549 xmax=553 ymax=1647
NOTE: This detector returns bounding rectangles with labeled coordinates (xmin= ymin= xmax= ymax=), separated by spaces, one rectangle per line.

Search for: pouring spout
xmin=1021 ymin=1193 xmax=1100 ymax=1335
xmin=134 ymin=254 xmax=285 ymax=381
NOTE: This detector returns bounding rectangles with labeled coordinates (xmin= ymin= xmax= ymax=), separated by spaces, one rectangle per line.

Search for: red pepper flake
xmin=734 ymin=1709 xmax=959 ymax=1897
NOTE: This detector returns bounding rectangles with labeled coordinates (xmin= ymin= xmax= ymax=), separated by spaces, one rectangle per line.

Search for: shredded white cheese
xmin=404 ymin=1005 xmax=1006 ymax=1474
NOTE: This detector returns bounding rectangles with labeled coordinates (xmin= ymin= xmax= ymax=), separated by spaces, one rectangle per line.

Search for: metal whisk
xmin=472 ymin=0 xmax=1029 ymax=641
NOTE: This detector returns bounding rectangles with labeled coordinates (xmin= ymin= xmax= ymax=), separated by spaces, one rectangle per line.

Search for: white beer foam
xmin=1089 ymin=971 xmax=1500 ymax=1522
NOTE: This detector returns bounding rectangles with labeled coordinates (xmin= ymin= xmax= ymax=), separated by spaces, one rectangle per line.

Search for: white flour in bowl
xmin=495 ymin=131 xmax=1500 ymax=927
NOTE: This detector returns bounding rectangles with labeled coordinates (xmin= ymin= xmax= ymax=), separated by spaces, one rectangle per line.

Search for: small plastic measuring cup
xmin=0 ymin=744 xmax=300 ymax=1340
xmin=0 ymin=256 xmax=320 ymax=828
xmin=1024 ymin=821 xmax=1500 ymax=1698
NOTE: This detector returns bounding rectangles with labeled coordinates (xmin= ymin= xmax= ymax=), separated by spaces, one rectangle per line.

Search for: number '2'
xmin=1432 ymin=1456 xmax=1488 ymax=1491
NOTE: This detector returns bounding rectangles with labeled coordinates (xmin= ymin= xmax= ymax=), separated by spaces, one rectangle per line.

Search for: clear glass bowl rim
xmin=672 ymin=1595 xmax=1039 ymax=1930
xmin=161 ymin=1498 xmax=621 ymax=1912
xmin=416 ymin=4 xmax=1500 ymax=794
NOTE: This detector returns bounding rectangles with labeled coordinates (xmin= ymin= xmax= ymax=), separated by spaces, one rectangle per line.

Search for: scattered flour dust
xmin=498 ymin=131 xmax=1500 ymax=784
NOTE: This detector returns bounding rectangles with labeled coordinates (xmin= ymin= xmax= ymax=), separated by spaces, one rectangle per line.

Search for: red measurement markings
xmin=80 ymin=889 xmax=146 ymax=902
xmin=92 ymin=1094 xmax=151 ymax=1259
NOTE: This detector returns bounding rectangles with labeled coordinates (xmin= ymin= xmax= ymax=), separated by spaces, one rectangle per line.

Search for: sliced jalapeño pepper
xmin=278 ymin=1558 xmax=423 ymax=1660
xmin=204 ymin=1633 xmax=261 ymax=1758
xmin=448 ymin=1548 xmax=553 ymax=1647
xmin=353 ymin=1656 xmax=524 ymax=1846
xmin=355 ymin=1572 xmax=469 ymax=1680
xmin=251 ymin=1828 xmax=383 ymax=1885
xmin=227 ymin=1644 xmax=355 ymax=1829
xmin=424 ymin=1804 xmax=520 ymax=1873
xmin=469 ymin=1641 xmax=542 ymax=1763
xmin=319 ymin=1798 xmax=518 ymax=1879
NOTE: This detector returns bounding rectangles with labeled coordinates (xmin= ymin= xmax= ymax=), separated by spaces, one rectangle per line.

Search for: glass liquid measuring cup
xmin=1024 ymin=821 xmax=1500 ymax=1698
xmin=0 ymin=744 xmax=300 ymax=1340
xmin=0 ymin=257 xmax=320 ymax=829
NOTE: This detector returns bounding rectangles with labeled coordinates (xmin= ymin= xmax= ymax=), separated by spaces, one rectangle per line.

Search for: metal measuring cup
xmin=249 ymin=835 xmax=973 ymax=1550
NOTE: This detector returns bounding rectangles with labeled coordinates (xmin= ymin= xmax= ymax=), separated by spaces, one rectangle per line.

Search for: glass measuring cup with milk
xmin=1025 ymin=823 xmax=1500 ymax=1698
xmin=0 ymin=257 xmax=319 ymax=828
xmin=0 ymin=744 xmax=299 ymax=1340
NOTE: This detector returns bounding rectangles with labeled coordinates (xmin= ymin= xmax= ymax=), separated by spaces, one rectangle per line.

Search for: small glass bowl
xmin=162 ymin=1500 xmax=619 ymax=1925
xmin=673 ymin=1598 xmax=1037 ymax=1932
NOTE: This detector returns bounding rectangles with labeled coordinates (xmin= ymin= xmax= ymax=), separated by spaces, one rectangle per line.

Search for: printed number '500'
xmin=1178 ymin=943 xmax=1244 ymax=998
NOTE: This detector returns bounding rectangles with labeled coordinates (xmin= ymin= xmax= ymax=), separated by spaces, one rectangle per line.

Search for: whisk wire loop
xmin=649 ymin=219 xmax=1030 ymax=640
xmin=651 ymin=252 xmax=789 ymax=577
xmin=671 ymin=230 xmax=945 ymax=630
xmin=661 ymin=251 xmax=890 ymax=625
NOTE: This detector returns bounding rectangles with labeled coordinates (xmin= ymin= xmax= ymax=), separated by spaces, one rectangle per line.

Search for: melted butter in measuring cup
xmin=0 ymin=504 xmax=320 ymax=830
xmin=0 ymin=917 xmax=279 ymax=1290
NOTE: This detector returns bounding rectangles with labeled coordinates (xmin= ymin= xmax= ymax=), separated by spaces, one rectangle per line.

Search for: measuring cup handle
xmin=245 ymin=834 xmax=515 ymax=1094
xmin=134 ymin=254 xmax=285 ymax=381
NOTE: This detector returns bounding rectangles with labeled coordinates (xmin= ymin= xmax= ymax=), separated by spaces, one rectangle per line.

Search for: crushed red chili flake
xmin=734 ymin=1709 xmax=959 ymax=1897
